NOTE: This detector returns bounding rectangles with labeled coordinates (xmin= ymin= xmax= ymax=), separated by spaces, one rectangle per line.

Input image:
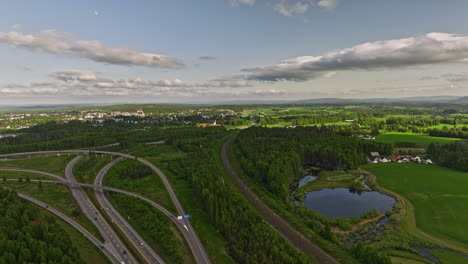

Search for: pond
xmin=300 ymin=188 xmax=396 ymax=219
xmin=0 ymin=134 xmax=16 ymax=139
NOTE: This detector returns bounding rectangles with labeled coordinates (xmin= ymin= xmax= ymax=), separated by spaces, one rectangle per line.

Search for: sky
xmin=1 ymin=0 xmax=468 ymax=105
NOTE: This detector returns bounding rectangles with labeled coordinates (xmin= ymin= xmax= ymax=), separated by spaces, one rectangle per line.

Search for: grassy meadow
xmin=364 ymin=162 xmax=468 ymax=252
xmin=375 ymin=132 xmax=460 ymax=147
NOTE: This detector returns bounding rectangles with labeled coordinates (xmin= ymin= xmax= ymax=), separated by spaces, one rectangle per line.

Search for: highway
xmin=0 ymin=150 xmax=211 ymax=264
xmin=94 ymin=157 xmax=165 ymax=264
xmin=17 ymin=192 xmax=122 ymax=264
xmin=65 ymin=155 xmax=136 ymax=264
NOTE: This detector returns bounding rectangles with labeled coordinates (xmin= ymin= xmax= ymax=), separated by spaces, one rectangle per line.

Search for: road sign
xmin=177 ymin=216 xmax=183 ymax=220
xmin=184 ymin=215 xmax=190 ymax=219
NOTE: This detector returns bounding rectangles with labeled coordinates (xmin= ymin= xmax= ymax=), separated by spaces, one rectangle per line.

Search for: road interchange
xmin=0 ymin=150 xmax=210 ymax=264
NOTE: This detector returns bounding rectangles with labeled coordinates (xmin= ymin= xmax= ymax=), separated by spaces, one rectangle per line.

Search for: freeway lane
xmin=95 ymin=157 xmax=165 ymax=264
xmin=17 ymin=193 xmax=122 ymax=264
xmin=0 ymin=150 xmax=211 ymax=264
xmin=65 ymin=155 xmax=136 ymax=264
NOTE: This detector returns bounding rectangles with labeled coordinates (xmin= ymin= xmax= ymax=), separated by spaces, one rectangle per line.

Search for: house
xmin=401 ymin=157 xmax=409 ymax=163
xmin=423 ymin=158 xmax=433 ymax=164
xmin=198 ymin=120 xmax=222 ymax=127
xmin=381 ymin=157 xmax=389 ymax=163
xmin=390 ymin=154 xmax=401 ymax=162
xmin=370 ymin=152 xmax=380 ymax=158
xmin=411 ymin=156 xmax=422 ymax=163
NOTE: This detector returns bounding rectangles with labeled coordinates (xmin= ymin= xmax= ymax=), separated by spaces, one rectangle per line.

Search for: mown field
xmin=364 ymin=163 xmax=468 ymax=252
xmin=375 ymin=132 xmax=460 ymax=147
xmin=0 ymin=154 xmax=75 ymax=175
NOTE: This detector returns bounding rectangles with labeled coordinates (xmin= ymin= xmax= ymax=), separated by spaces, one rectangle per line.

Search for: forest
xmin=166 ymin=127 xmax=315 ymax=264
xmin=234 ymin=127 xmax=393 ymax=199
xmin=427 ymin=141 xmax=468 ymax=171
xmin=0 ymin=188 xmax=84 ymax=264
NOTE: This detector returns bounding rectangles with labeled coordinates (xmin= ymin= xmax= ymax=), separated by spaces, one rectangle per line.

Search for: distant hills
xmin=1 ymin=96 xmax=468 ymax=112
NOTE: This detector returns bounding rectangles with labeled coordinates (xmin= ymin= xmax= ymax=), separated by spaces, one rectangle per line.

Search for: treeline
xmin=234 ymin=127 xmax=393 ymax=198
xmin=427 ymin=128 xmax=468 ymax=139
xmin=119 ymin=161 xmax=153 ymax=179
xmin=427 ymin=141 xmax=468 ymax=171
xmin=0 ymin=120 xmax=162 ymax=154
xmin=351 ymin=243 xmax=391 ymax=264
xmin=166 ymin=127 xmax=315 ymax=264
xmin=108 ymin=194 xmax=184 ymax=263
xmin=0 ymin=188 xmax=84 ymax=264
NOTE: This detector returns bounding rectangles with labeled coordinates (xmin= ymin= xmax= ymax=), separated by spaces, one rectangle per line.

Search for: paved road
xmin=221 ymin=136 xmax=339 ymax=264
xmin=0 ymin=167 xmax=64 ymax=180
xmin=0 ymin=150 xmax=210 ymax=264
xmin=65 ymin=155 xmax=136 ymax=264
xmin=17 ymin=192 xmax=122 ymax=264
xmin=95 ymin=157 xmax=165 ymax=264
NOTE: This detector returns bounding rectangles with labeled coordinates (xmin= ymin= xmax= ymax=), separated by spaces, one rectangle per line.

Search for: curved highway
xmin=0 ymin=150 xmax=210 ymax=264
xmin=94 ymin=157 xmax=165 ymax=264
xmin=17 ymin=192 xmax=122 ymax=264
xmin=66 ymin=155 xmax=136 ymax=264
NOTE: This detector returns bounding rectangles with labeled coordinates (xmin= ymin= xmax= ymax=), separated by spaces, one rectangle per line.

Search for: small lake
xmin=0 ymin=134 xmax=16 ymax=139
xmin=300 ymin=188 xmax=396 ymax=219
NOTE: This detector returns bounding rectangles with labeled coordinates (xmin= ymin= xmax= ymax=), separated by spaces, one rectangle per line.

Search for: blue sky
xmin=1 ymin=0 xmax=468 ymax=104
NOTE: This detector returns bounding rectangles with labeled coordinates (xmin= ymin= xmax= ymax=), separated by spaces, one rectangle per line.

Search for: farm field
xmin=375 ymin=132 xmax=460 ymax=147
xmin=364 ymin=163 xmax=468 ymax=252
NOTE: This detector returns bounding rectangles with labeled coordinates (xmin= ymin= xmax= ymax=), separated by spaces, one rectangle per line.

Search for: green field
xmin=104 ymin=158 xmax=176 ymax=214
xmin=430 ymin=250 xmax=468 ymax=264
xmin=375 ymin=132 xmax=460 ymax=147
xmin=364 ymin=163 xmax=468 ymax=252
xmin=0 ymin=155 xmax=75 ymax=176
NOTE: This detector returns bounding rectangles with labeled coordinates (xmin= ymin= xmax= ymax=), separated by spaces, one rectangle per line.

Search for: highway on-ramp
xmin=17 ymin=192 xmax=122 ymax=264
xmin=0 ymin=150 xmax=211 ymax=264
xmin=94 ymin=157 xmax=165 ymax=264
xmin=65 ymin=155 xmax=136 ymax=264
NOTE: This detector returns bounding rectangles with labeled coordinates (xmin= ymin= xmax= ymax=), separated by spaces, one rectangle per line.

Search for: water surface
xmin=301 ymin=188 xmax=395 ymax=219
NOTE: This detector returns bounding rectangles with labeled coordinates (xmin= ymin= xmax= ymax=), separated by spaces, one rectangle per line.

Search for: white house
xmin=423 ymin=158 xmax=433 ymax=164
xmin=381 ymin=157 xmax=389 ymax=163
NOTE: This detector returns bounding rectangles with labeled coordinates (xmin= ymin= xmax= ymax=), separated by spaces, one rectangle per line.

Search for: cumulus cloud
xmin=0 ymin=28 xmax=185 ymax=69
xmin=1 ymin=70 xmax=198 ymax=97
xmin=317 ymin=0 xmax=338 ymax=11
xmin=199 ymin=56 xmax=216 ymax=60
xmin=254 ymin=88 xmax=287 ymax=95
xmin=441 ymin=73 xmax=468 ymax=82
xmin=202 ymin=75 xmax=252 ymax=88
xmin=274 ymin=1 xmax=310 ymax=17
xmin=240 ymin=32 xmax=468 ymax=82
xmin=230 ymin=0 xmax=256 ymax=6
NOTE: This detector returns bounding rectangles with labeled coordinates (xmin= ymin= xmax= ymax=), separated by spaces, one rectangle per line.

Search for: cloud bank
xmin=0 ymin=29 xmax=185 ymax=69
xmin=240 ymin=33 xmax=468 ymax=82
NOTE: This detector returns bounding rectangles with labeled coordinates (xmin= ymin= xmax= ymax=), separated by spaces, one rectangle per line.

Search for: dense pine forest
xmin=0 ymin=188 xmax=84 ymax=264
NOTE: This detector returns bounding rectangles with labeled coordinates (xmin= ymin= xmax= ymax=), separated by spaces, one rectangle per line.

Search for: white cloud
xmin=202 ymin=75 xmax=252 ymax=88
xmin=254 ymin=89 xmax=287 ymax=95
xmin=240 ymin=32 xmax=468 ymax=82
xmin=274 ymin=1 xmax=310 ymax=17
xmin=0 ymin=28 xmax=185 ymax=69
xmin=230 ymin=0 xmax=256 ymax=6
xmin=199 ymin=56 xmax=216 ymax=60
xmin=317 ymin=0 xmax=338 ymax=11
xmin=441 ymin=73 xmax=468 ymax=82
